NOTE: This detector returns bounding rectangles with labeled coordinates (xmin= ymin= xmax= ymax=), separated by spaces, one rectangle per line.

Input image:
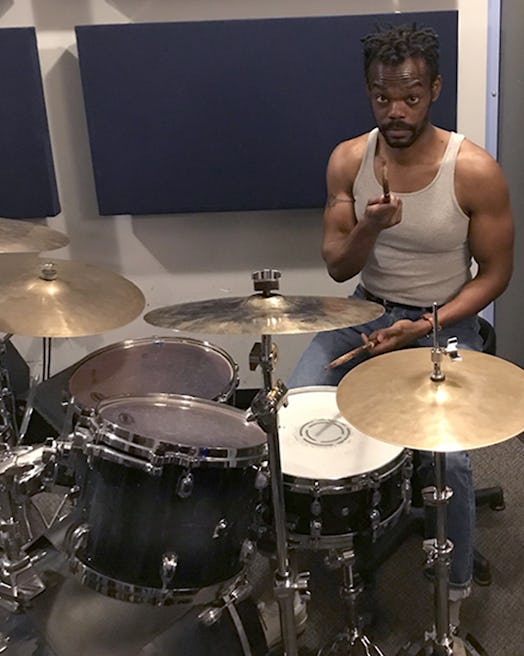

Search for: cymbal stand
xmin=399 ymin=304 xmax=464 ymax=656
xmin=0 ymin=334 xmax=18 ymax=447
xmin=0 ymin=448 xmax=46 ymax=612
xmin=319 ymin=542 xmax=385 ymax=656
xmin=42 ymin=337 xmax=52 ymax=382
xmin=246 ymin=270 xmax=310 ymax=656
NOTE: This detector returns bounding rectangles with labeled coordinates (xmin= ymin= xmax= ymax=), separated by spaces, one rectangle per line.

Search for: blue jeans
xmin=287 ymin=285 xmax=482 ymax=596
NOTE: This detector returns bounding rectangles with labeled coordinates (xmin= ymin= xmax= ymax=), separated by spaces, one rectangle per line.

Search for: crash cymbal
xmin=336 ymin=348 xmax=524 ymax=452
xmin=0 ymin=253 xmax=145 ymax=337
xmin=143 ymin=294 xmax=384 ymax=335
xmin=0 ymin=218 xmax=69 ymax=253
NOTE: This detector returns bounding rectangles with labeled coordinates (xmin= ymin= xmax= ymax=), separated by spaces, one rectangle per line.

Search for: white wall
xmin=3 ymin=0 xmax=489 ymax=389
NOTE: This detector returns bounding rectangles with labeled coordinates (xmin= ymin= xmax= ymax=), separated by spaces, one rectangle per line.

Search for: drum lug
xmin=254 ymin=463 xmax=269 ymax=490
xmin=176 ymin=471 xmax=194 ymax=498
xmin=310 ymin=498 xmax=322 ymax=517
xmin=369 ymin=509 xmax=381 ymax=542
xmin=401 ymin=451 xmax=414 ymax=511
xmin=67 ymin=523 xmax=89 ymax=556
xmin=239 ymin=539 xmax=257 ymax=564
xmin=310 ymin=518 xmax=322 ymax=540
xmin=160 ymin=551 xmax=178 ymax=590
xmin=213 ymin=518 xmax=228 ymax=539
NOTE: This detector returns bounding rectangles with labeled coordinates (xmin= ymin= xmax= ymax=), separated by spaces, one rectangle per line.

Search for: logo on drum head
xmin=299 ymin=418 xmax=350 ymax=447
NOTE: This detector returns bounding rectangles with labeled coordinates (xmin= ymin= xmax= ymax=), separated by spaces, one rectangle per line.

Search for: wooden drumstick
xmin=325 ymin=340 xmax=376 ymax=369
xmin=382 ymin=161 xmax=390 ymax=203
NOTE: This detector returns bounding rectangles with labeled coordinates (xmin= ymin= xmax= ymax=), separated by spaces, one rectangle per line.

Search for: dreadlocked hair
xmin=361 ymin=23 xmax=440 ymax=83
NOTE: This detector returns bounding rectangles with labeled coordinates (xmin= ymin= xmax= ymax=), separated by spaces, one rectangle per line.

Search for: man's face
xmin=367 ymin=57 xmax=441 ymax=148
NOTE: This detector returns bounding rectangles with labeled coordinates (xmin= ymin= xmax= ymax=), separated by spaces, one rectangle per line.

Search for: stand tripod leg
xmin=318 ymin=546 xmax=385 ymax=656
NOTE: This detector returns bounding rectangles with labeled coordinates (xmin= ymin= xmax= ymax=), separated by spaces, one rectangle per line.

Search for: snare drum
xmin=67 ymin=394 xmax=267 ymax=605
xmin=274 ymin=386 xmax=412 ymax=549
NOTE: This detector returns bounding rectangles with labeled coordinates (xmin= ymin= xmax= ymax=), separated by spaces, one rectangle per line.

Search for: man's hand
xmin=362 ymin=318 xmax=426 ymax=355
xmin=363 ymin=193 xmax=402 ymax=232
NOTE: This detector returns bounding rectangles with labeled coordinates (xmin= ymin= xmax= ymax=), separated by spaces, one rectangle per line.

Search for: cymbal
xmin=336 ymin=348 xmax=524 ymax=452
xmin=143 ymin=294 xmax=384 ymax=335
xmin=0 ymin=253 xmax=145 ymax=337
xmin=0 ymin=218 xmax=69 ymax=253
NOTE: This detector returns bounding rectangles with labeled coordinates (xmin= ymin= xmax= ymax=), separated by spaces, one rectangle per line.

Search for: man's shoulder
xmin=456 ymin=137 xmax=501 ymax=180
xmin=329 ymin=131 xmax=372 ymax=169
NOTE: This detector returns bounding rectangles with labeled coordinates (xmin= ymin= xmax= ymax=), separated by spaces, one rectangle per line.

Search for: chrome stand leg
xmin=397 ymin=452 xmax=464 ymax=656
xmin=318 ymin=545 xmax=386 ymax=656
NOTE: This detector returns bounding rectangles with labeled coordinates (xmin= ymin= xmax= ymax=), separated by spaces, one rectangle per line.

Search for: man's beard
xmin=379 ymin=117 xmax=429 ymax=149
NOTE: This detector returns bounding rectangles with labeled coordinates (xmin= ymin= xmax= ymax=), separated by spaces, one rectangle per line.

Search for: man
xmin=287 ymin=23 xmax=514 ymax=648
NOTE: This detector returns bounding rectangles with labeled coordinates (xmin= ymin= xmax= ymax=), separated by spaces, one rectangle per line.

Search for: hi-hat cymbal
xmin=0 ymin=253 xmax=145 ymax=337
xmin=143 ymin=294 xmax=384 ymax=335
xmin=0 ymin=218 xmax=69 ymax=253
xmin=336 ymin=348 xmax=524 ymax=452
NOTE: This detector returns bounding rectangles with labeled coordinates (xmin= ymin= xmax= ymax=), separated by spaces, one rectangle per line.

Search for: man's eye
xmin=407 ymin=96 xmax=420 ymax=105
xmin=375 ymin=95 xmax=388 ymax=104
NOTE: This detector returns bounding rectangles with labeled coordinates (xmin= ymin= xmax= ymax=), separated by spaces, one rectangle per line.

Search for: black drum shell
xmin=73 ymin=456 xmax=259 ymax=591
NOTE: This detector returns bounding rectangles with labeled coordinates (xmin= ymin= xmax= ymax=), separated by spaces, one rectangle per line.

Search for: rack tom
xmin=67 ymin=394 xmax=267 ymax=605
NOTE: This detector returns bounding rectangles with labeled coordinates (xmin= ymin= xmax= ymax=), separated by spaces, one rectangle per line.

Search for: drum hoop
xmin=69 ymin=556 xmax=245 ymax=606
xmin=68 ymin=335 xmax=240 ymax=405
xmin=287 ymin=500 xmax=407 ymax=550
xmin=91 ymin=393 xmax=267 ymax=467
xmin=283 ymin=448 xmax=409 ymax=493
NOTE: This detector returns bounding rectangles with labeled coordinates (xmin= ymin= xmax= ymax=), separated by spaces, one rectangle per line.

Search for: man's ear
xmin=431 ymin=75 xmax=442 ymax=103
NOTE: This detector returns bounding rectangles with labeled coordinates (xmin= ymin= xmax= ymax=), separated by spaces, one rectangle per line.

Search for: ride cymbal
xmin=143 ymin=294 xmax=384 ymax=335
xmin=336 ymin=348 xmax=524 ymax=452
xmin=0 ymin=253 xmax=145 ymax=337
xmin=0 ymin=218 xmax=69 ymax=253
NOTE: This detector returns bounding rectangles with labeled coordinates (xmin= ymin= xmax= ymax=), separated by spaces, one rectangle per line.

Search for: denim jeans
xmin=287 ymin=284 xmax=482 ymax=596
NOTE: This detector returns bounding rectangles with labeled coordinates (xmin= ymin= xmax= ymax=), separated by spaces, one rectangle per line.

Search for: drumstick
xmin=325 ymin=340 xmax=376 ymax=369
xmin=381 ymin=161 xmax=390 ymax=203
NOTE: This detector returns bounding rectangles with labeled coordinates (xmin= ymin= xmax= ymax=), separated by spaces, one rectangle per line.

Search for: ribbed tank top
xmin=353 ymin=128 xmax=471 ymax=306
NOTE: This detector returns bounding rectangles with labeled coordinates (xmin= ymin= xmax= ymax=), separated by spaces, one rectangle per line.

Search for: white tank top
xmin=353 ymin=128 xmax=471 ymax=306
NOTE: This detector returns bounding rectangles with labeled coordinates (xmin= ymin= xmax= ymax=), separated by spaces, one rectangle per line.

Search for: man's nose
xmin=388 ymin=100 xmax=407 ymax=118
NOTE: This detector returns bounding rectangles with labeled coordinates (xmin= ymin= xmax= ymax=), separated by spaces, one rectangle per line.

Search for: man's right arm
xmin=321 ymin=139 xmax=402 ymax=282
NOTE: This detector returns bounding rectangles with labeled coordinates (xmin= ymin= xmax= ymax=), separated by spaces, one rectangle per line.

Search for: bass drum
xmin=257 ymin=386 xmax=412 ymax=550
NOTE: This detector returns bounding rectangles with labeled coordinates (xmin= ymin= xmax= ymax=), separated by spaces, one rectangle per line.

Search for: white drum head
xmin=278 ymin=386 xmax=403 ymax=480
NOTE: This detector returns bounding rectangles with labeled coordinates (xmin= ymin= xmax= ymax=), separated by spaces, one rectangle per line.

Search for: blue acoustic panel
xmin=0 ymin=28 xmax=60 ymax=218
xmin=76 ymin=12 xmax=457 ymax=216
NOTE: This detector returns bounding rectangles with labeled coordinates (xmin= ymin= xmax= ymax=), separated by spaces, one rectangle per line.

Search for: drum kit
xmin=0 ymin=220 xmax=523 ymax=656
